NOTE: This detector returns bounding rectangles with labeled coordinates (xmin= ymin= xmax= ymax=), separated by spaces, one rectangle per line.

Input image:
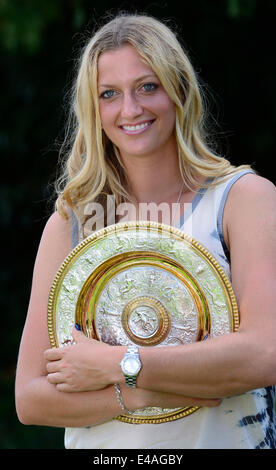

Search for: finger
xmin=47 ymin=372 xmax=64 ymax=385
xmin=72 ymin=324 xmax=100 ymax=343
xmin=72 ymin=326 xmax=87 ymax=343
xmin=56 ymin=383 xmax=75 ymax=393
xmin=193 ymin=397 xmax=222 ymax=407
xmin=46 ymin=360 xmax=62 ymax=374
xmin=44 ymin=347 xmax=64 ymax=361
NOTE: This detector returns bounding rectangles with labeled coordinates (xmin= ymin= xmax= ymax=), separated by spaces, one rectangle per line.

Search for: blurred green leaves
xmin=227 ymin=0 xmax=257 ymax=18
xmin=0 ymin=0 xmax=260 ymax=55
xmin=1 ymin=0 xmax=275 ymax=449
xmin=0 ymin=0 xmax=86 ymax=53
xmin=0 ymin=0 xmax=59 ymax=53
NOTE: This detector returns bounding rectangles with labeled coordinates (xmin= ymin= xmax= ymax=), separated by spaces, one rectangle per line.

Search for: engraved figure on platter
xmin=129 ymin=306 xmax=159 ymax=337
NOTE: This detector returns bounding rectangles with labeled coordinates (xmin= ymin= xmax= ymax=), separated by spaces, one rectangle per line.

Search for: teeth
xmin=122 ymin=121 xmax=152 ymax=131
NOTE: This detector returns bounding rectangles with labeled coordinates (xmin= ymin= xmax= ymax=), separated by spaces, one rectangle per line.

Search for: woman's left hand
xmin=44 ymin=327 xmax=123 ymax=392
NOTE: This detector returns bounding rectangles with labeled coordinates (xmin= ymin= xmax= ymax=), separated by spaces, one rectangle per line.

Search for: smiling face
xmin=97 ymin=44 xmax=177 ymax=163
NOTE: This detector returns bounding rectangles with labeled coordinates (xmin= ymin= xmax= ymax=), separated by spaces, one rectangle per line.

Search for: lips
xmin=119 ymin=119 xmax=155 ymax=134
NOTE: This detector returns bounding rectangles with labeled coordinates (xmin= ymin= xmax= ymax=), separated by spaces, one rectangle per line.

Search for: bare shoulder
xmin=43 ymin=209 xmax=71 ymax=237
xmin=227 ymin=172 xmax=276 ymax=202
xmin=41 ymin=210 xmax=72 ymax=249
xmin=33 ymin=210 xmax=73 ymax=282
xmin=223 ymin=173 xmax=276 ymax=249
xmin=225 ymin=173 xmax=276 ymax=221
xmin=17 ymin=211 xmax=74 ymax=366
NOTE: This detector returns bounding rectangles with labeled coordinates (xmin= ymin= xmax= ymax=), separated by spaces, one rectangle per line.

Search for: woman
xmin=15 ymin=14 xmax=276 ymax=449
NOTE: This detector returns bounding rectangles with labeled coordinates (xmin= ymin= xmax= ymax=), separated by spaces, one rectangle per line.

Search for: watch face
xmin=123 ymin=357 xmax=141 ymax=375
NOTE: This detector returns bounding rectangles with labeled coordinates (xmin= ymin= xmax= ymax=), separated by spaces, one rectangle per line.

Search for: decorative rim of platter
xmin=47 ymin=221 xmax=239 ymax=424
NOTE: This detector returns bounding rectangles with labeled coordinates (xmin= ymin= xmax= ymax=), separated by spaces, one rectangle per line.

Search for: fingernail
xmin=75 ymin=323 xmax=81 ymax=331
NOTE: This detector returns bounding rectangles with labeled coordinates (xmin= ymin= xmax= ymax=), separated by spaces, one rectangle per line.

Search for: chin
xmin=121 ymin=141 xmax=161 ymax=158
xmin=123 ymin=149 xmax=156 ymax=159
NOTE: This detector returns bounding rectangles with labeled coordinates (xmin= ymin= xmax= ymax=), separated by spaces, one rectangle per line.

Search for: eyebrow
xmin=98 ymin=74 xmax=158 ymax=89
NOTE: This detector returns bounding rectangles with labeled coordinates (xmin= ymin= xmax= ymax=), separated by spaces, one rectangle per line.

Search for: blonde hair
xmin=55 ymin=13 xmax=250 ymax=223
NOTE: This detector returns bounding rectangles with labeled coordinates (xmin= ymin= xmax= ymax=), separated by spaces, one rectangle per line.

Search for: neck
xmin=122 ymin=151 xmax=184 ymax=204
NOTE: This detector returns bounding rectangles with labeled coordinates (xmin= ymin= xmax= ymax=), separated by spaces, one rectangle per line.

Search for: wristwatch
xmin=120 ymin=344 xmax=142 ymax=388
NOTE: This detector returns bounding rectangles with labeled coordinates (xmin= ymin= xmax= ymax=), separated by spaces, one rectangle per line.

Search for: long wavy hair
xmin=55 ymin=13 xmax=250 ymax=229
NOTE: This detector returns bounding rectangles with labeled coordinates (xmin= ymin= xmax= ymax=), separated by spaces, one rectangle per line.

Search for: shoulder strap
xmin=70 ymin=209 xmax=80 ymax=249
xmin=217 ymin=169 xmax=255 ymax=261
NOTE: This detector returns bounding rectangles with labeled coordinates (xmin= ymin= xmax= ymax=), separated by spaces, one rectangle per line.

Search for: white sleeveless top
xmin=65 ymin=170 xmax=276 ymax=449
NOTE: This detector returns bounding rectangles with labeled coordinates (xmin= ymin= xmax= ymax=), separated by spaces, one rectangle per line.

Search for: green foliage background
xmin=1 ymin=0 xmax=275 ymax=449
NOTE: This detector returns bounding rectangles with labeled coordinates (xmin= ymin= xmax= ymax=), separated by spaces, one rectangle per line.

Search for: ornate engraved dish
xmin=48 ymin=221 xmax=239 ymax=424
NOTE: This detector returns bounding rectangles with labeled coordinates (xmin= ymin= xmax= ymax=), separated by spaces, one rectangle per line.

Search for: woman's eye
xmin=100 ymin=89 xmax=116 ymax=99
xmin=141 ymin=83 xmax=158 ymax=93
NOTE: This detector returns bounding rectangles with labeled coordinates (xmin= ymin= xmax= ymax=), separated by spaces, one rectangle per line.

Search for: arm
xmin=15 ymin=211 xmax=220 ymax=428
xmin=15 ymin=212 xmax=124 ymax=427
xmin=135 ymin=174 xmax=276 ymax=397
xmin=44 ymin=175 xmax=276 ymax=399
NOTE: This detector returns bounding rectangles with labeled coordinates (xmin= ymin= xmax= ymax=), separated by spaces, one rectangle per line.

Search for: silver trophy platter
xmin=48 ymin=221 xmax=239 ymax=424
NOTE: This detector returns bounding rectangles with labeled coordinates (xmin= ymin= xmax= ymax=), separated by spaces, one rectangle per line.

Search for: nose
xmin=120 ymin=92 xmax=143 ymax=120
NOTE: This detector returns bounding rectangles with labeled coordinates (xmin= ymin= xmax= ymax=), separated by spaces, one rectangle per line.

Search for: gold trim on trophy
xmin=47 ymin=221 xmax=239 ymax=424
xmin=121 ymin=296 xmax=171 ymax=346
